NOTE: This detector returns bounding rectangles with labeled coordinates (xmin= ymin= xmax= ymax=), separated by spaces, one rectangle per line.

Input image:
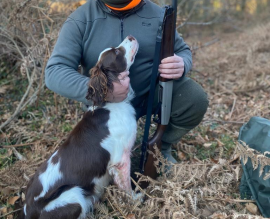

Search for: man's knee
xmin=170 ymin=77 xmax=209 ymax=129
xmin=185 ymin=80 xmax=209 ymax=115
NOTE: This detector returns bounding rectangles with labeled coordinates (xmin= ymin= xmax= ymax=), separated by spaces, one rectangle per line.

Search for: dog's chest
xmin=107 ymin=102 xmax=136 ymax=135
xmin=100 ymin=101 xmax=137 ymax=164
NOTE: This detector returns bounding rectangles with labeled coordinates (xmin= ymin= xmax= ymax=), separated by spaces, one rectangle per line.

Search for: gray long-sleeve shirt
xmin=45 ymin=0 xmax=192 ymax=109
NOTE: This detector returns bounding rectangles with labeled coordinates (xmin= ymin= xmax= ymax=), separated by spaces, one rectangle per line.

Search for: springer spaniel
xmin=22 ymin=36 xmax=139 ymax=219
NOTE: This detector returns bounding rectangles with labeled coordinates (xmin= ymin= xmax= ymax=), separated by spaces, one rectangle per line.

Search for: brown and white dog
xmin=22 ymin=36 xmax=139 ymax=219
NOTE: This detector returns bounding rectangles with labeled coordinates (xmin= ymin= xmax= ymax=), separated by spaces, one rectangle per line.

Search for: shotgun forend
xmin=159 ymin=80 xmax=173 ymax=125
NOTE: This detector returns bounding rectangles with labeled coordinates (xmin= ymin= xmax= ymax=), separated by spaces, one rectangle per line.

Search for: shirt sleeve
xmin=174 ymin=31 xmax=193 ymax=76
xmin=45 ymin=18 xmax=92 ymax=105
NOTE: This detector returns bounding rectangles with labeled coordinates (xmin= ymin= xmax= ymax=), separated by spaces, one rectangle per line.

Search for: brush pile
xmin=91 ymin=145 xmax=263 ymax=219
xmin=1 ymin=0 xmax=270 ymax=218
xmin=0 ymin=0 xmax=82 ymax=131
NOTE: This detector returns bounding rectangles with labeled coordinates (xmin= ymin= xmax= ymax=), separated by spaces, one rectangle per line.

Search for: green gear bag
xmin=238 ymin=116 xmax=270 ymax=218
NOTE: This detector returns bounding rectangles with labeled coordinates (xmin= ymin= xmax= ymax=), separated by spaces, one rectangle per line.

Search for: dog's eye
xmin=115 ymin=49 xmax=119 ymax=55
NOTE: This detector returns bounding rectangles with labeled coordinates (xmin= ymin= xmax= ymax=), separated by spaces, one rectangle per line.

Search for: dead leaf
xmin=2 ymin=113 xmax=11 ymax=120
xmin=7 ymin=149 xmax=13 ymax=157
xmin=218 ymin=158 xmax=227 ymax=165
xmin=7 ymin=215 xmax=13 ymax=219
xmin=224 ymin=115 xmax=230 ymax=121
xmin=191 ymin=156 xmax=201 ymax=163
xmin=127 ymin=214 xmax=136 ymax=219
xmin=21 ymin=192 xmax=25 ymax=202
xmin=210 ymin=212 xmax=227 ymax=219
xmin=8 ymin=196 xmax=20 ymax=205
xmin=245 ymin=203 xmax=259 ymax=215
xmin=233 ymin=166 xmax=241 ymax=181
xmin=229 ymin=153 xmax=240 ymax=164
xmin=177 ymin=151 xmax=187 ymax=161
xmin=195 ymin=134 xmax=206 ymax=144
xmin=216 ymin=138 xmax=224 ymax=147
xmin=0 ymin=85 xmax=10 ymax=94
xmin=0 ymin=207 xmax=7 ymax=215
xmin=203 ymin=143 xmax=212 ymax=148
xmin=210 ymin=158 xmax=218 ymax=164
xmin=0 ymin=187 xmax=12 ymax=196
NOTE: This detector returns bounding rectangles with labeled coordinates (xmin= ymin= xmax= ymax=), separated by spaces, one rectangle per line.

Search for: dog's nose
xmin=128 ymin=35 xmax=135 ymax=41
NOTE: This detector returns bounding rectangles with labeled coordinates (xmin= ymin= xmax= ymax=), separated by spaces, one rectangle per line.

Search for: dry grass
xmin=0 ymin=0 xmax=270 ymax=218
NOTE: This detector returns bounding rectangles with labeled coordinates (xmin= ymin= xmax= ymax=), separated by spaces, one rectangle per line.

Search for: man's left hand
xmin=158 ymin=54 xmax=184 ymax=79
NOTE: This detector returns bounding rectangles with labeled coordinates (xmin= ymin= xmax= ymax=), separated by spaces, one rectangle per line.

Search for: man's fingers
xmin=108 ymin=70 xmax=130 ymax=103
xmin=160 ymin=73 xmax=183 ymax=79
xmin=161 ymin=55 xmax=181 ymax=64
xmin=159 ymin=62 xmax=184 ymax=69
xmin=120 ymin=75 xmax=130 ymax=87
xmin=159 ymin=68 xmax=183 ymax=74
xmin=119 ymin=70 xmax=130 ymax=80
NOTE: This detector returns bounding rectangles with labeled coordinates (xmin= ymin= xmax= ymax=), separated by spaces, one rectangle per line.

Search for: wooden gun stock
xmin=140 ymin=6 xmax=176 ymax=188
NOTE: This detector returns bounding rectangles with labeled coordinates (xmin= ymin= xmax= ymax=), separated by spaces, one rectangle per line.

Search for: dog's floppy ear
xmin=86 ymin=65 xmax=119 ymax=106
xmin=86 ymin=65 xmax=108 ymax=106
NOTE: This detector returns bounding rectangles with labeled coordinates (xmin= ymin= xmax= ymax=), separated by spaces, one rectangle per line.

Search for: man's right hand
xmin=106 ymin=71 xmax=130 ymax=102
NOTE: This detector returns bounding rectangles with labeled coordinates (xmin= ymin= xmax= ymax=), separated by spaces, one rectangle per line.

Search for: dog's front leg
xmin=109 ymin=149 xmax=132 ymax=193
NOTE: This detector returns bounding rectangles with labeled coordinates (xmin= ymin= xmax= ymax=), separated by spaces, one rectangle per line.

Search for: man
xmin=45 ymin=0 xmax=209 ymax=163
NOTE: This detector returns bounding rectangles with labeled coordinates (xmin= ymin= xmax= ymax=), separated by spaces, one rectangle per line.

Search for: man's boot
xmin=161 ymin=123 xmax=191 ymax=164
xmin=161 ymin=142 xmax=178 ymax=164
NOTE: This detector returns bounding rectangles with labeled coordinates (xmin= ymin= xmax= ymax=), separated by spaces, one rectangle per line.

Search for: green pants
xmin=135 ymin=77 xmax=209 ymax=145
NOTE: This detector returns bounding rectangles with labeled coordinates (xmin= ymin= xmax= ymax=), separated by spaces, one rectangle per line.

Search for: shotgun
xmin=139 ymin=0 xmax=177 ymax=186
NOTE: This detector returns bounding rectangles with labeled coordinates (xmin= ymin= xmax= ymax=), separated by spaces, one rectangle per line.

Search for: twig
xmin=178 ymin=0 xmax=189 ymax=10
xmin=186 ymin=16 xmax=220 ymax=26
xmin=38 ymin=9 xmax=46 ymax=36
xmin=23 ymin=173 xmax=30 ymax=181
xmin=0 ymin=208 xmax=22 ymax=218
xmin=192 ymin=38 xmax=220 ymax=51
xmin=10 ymin=137 xmax=27 ymax=161
xmin=131 ymin=177 xmax=153 ymax=199
xmin=0 ymin=81 xmax=45 ymax=131
xmin=234 ymin=85 xmax=269 ymax=93
xmin=39 ymin=7 xmax=55 ymax=23
xmin=106 ymin=189 xmax=127 ymax=219
xmin=107 ymin=198 xmax=117 ymax=213
xmin=132 ymin=144 xmax=141 ymax=152
xmin=36 ymin=44 xmax=48 ymax=107
xmin=203 ymin=119 xmax=245 ymax=125
xmin=135 ymin=173 xmax=166 ymax=186
xmin=229 ymin=97 xmax=237 ymax=119
xmin=220 ymin=125 xmax=237 ymax=136
xmin=12 ymin=147 xmax=27 ymax=161
xmin=183 ymin=182 xmax=195 ymax=189
xmin=0 ymin=142 xmax=37 ymax=148
xmin=190 ymin=68 xmax=208 ymax=77
xmin=0 ymin=28 xmax=30 ymax=82
xmin=54 ymin=93 xmax=58 ymax=115
xmin=0 ymin=71 xmax=34 ymax=130
xmin=204 ymin=197 xmax=255 ymax=203
xmin=177 ymin=1 xmax=198 ymax=29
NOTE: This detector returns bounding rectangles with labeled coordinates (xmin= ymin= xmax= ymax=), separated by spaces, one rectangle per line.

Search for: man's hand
xmin=158 ymin=54 xmax=184 ymax=79
xmin=106 ymin=71 xmax=130 ymax=102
